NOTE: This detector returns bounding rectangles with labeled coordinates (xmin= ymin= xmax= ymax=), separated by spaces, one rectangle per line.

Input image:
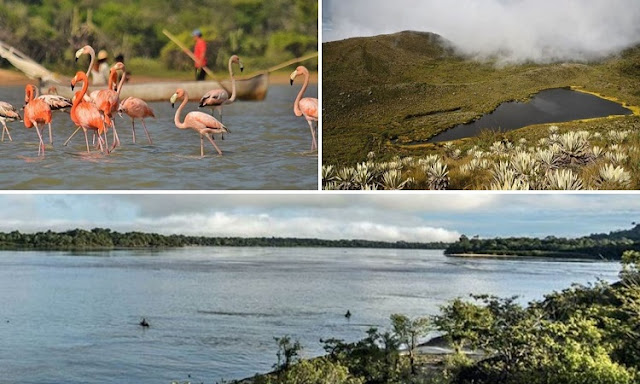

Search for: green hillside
xmin=323 ymin=31 xmax=640 ymax=190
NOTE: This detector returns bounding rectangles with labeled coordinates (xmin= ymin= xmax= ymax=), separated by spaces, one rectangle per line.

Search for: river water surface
xmin=0 ymin=247 xmax=620 ymax=383
xmin=0 ymin=84 xmax=317 ymax=189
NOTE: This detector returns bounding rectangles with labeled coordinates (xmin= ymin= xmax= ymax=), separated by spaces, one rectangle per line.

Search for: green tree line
xmin=444 ymin=224 xmax=640 ymax=260
xmin=0 ymin=228 xmax=449 ymax=250
xmin=0 ymin=0 xmax=317 ymax=74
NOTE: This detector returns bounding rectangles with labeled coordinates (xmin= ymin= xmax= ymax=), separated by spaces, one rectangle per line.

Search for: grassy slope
xmin=323 ymin=31 xmax=640 ymax=166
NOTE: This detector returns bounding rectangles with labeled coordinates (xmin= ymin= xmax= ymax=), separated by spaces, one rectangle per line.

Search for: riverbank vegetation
xmin=444 ymin=224 xmax=640 ymax=259
xmin=0 ymin=0 xmax=317 ymax=77
xmin=235 ymin=251 xmax=640 ymax=384
xmin=0 ymin=228 xmax=449 ymax=250
xmin=322 ymin=31 xmax=640 ymax=190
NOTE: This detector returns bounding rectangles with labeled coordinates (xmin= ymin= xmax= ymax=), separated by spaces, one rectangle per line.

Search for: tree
xmin=390 ymin=314 xmax=430 ymax=374
xmin=273 ymin=335 xmax=302 ymax=372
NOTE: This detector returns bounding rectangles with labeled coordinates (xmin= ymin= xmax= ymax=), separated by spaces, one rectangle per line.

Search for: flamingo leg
xmin=103 ymin=127 xmax=110 ymax=154
xmin=48 ymin=122 xmax=53 ymax=145
xmin=307 ymin=120 xmax=317 ymax=151
xmin=83 ymin=128 xmax=91 ymax=154
xmin=1 ymin=120 xmax=11 ymax=142
xmin=131 ymin=119 xmax=136 ymax=144
xmin=200 ymin=134 xmax=205 ymax=157
xmin=112 ymin=120 xmax=120 ymax=149
xmin=64 ymin=127 xmax=81 ymax=146
xmin=220 ymin=107 xmax=225 ymax=140
xmin=34 ymin=123 xmax=45 ymax=156
xmin=205 ymin=133 xmax=223 ymax=156
xmin=141 ymin=119 xmax=152 ymax=145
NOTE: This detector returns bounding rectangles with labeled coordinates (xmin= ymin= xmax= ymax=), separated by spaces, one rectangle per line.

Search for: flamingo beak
xmin=240 ymin=61 xmax=244 ymax=73
xmin=289 ymin=70 xmax=297 ymax=86
xmin=170 ymin=93 xmax=178 ymax=108
xmin=71 ymin=84 xmax=75 ymax=91
xmin=74 ymin=48 xmax=84 ymax=62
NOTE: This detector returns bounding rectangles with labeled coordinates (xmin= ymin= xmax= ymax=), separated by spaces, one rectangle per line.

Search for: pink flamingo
xmin=170 ymin=88 xmax=229 ymax=157
xmin=70 ymin=71 xmax=107 ymax=154
xmin=118 ymin=97 xmax=154 ymax=144
xmin=90 ymin=62 xmax=126 ymax=150
xmin=23 ymin=84 xmax=52 ymax=156
xmin=198 ymin=55 xmax=243 ymax=139
xmin=0 ymin=101 xmax=21 ymax=142
xmin=290 ymin=66 xmax=318 ymax=151
xmin=23 ymin=86 xmax=72 ymax=145
xmin=75 ymin=45 xmax=95 ymax=77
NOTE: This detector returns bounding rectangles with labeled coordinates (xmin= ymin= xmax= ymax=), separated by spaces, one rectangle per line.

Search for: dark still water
xmin=0 ymin=248 xmax=620 ymax=383
xmin=429 ymin=88 xmax=633 ymax=142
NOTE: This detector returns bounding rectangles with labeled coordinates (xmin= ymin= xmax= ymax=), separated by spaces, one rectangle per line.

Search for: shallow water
xmin=429 ymin=88 xmax=633 ymax=142
xmin=0 ymin=84 xmax=317 ymax=189
xmin=0 ymin=247 xmax=620 ymax=383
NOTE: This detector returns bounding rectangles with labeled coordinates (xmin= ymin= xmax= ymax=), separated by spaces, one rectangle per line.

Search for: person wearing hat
xmin=192 ymin=29 xmax=207 ymax=81
xmin=91 ymin=49 xmax=111 ymax=86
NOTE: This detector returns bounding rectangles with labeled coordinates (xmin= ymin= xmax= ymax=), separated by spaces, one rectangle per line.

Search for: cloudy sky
xmin=323 ymin=0 xmax=640 ymax=63
xmin=1 ymin=194 xmax=638 ymax=242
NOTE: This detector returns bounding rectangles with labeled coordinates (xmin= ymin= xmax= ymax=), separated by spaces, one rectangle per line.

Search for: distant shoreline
xmin=446 ymin=253 xmax=605 ymax=261
xmin=0 ymin=68 xmax=318 ymax=87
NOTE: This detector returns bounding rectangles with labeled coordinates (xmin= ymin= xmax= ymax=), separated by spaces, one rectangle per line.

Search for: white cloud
xmin=324 ymin=0 xmax=640 ymax=63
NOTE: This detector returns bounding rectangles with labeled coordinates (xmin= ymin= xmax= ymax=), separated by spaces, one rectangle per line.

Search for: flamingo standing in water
xmin=70 ymin=71 xmax=107 ymax=154
xmin=198 ymin=55 xmax=243 ymax=139
xmin=23 ymin=86 xmax=72 ymax=145
xmin=170 ymin=88 xmax=229 ymax=157
xmin=0 ymin=101 xmax=21 ymax=142
xmin=118 ymin=97 xmax=154 ymax=144
xmin=91 ymin=62 xmax=126 ymax=150
xmin=24 ymin=84 xmax=52 ymax=156
xmin=290 ymin=66 xmax=318 ymax=151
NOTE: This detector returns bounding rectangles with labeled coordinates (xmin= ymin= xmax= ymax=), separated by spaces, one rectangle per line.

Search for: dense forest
xmin=246 ymin=251 xmax=640 ymax=384
xmin=444 ymin=224 xmax=640 ymax=259
xmin=0 ymin=0 xmax=317 ymax=74
xmin=0 ymin=228 xmax=449 ymax=250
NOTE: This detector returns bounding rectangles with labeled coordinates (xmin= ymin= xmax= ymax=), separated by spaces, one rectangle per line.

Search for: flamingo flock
xmin=0 ymin=45 xmax=318 ymax=158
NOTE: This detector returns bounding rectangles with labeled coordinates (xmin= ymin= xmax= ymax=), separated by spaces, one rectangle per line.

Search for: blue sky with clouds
xmin=0 ymin=194 xmax=638 ymax=242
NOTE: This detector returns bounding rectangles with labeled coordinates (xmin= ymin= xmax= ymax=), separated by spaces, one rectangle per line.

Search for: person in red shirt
xmin=192 ymin=29 xmax=207 ymax=81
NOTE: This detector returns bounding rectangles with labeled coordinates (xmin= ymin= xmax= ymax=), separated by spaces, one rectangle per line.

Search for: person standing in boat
xmin=91 ymin=50 xmax=110 ymax=86
xmin=192 ymin=29 xmax=207 ymax=81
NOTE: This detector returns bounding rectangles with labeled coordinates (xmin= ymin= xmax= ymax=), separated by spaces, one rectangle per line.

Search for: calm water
xmin=0 ymin=247 xmax=620 ymax=383
xmin=0 ymin=84 xmax=317 ymax=189
xmin=429 ymin=88 xmax=633 ymax=142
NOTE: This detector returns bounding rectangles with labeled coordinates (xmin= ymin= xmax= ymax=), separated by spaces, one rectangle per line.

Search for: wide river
xmin=0 ymin=248 xmax=620 ymax=383
xmin=0 ymin=84 xmax=317 ymax=190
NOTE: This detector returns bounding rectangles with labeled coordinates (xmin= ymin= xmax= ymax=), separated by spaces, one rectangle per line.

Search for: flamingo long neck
xmin=294 ymin=69 xmax=309 ymax=117
xmin=174 ymin=92 xmax=190 ymax=129
xmin=76 ymin=73 xmax=89 ymax=105
xmin=107 ymin=69 xmax=117 ymax=90
xmin=116 ymin=66 xmax=127 ymax=97
xmin=228 ymin=58 xmax=237 ymax=103
xmin=85 ymin=47 xmax=96 ymax=77
xmin=26 ymin=86 xmax=34 ymax=103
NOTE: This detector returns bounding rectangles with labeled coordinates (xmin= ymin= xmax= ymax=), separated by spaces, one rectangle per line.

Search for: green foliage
xmin=0 ymin=0 xmax=317 ymax=74
xmin=390 ymin=314 xmax=430 ymax=374
xmin=273 ymin=336 xmax=302 ymax=372
xmin=261 ymin=358 xmax=364 ymax=384
xmin=322 ymin=328 xmax=401 ymax=384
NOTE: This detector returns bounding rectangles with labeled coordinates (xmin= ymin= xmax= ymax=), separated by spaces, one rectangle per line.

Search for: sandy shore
xmin=0 ymin=68 xmax=317 ymax=87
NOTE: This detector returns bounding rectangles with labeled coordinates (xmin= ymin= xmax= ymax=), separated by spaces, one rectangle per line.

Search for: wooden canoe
xmin=41 ymin=72 xmax=269 ymax=102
